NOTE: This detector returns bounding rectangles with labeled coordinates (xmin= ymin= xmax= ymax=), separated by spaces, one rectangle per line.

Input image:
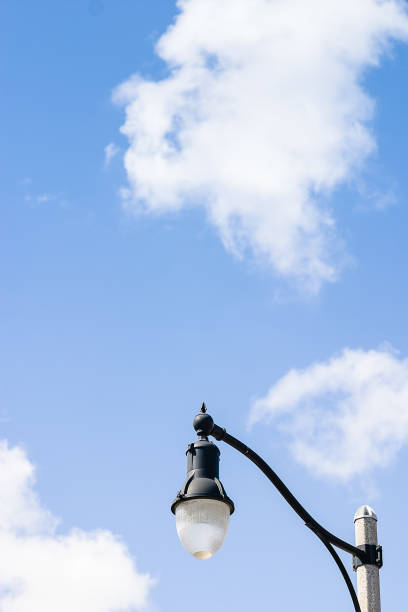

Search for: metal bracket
xmin=353 ymin=544 xmax=383 ymax=571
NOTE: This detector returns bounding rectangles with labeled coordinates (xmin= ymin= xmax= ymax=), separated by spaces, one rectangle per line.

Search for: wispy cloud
xmin=355 ymin=181 xmax=398 ymax=212
xmin=36 ymin=193 xmax=56 ymax=204
xmin=0 ymin=441 xmax=154 ymax=611
xmin=113 ymin=0 xmax=408 ymax=292
xmin=104 ymin=142 xmax=120 ymax=167
xmin=23 ymin=190 xmax=67 ymax=208
xmin=250 ymin=345 xmax=408 ymax=480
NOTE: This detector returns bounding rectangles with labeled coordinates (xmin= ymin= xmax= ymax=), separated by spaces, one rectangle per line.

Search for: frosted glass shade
xmin=175 ymin=498 xmax=230 ymax=560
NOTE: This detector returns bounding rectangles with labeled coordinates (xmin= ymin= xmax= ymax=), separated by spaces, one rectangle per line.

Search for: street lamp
xmin=171 ymin=404 xmax=383 ymax=612
xmin=170 ymin=406 xmax=234 ymax=560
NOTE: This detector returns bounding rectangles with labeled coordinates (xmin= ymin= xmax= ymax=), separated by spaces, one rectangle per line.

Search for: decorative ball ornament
xmin=193 ymin=402 xmax=214 ymax=437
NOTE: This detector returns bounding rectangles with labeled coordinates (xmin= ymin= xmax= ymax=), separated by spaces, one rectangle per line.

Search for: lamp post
xmin=171 ymin=405 xmax=383 ymax=612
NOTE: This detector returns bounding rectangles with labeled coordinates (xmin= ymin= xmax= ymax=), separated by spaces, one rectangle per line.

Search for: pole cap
xmin=354 ymin=505 xmax=377 ymax=523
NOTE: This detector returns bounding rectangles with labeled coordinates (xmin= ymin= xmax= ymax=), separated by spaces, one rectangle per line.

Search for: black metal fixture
xmin=171 ymin=404 xmax=383 ymax=611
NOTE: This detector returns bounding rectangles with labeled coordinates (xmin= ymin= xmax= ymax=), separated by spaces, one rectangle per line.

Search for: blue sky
xmin=1 ymin=0 xmax=408 ymax=610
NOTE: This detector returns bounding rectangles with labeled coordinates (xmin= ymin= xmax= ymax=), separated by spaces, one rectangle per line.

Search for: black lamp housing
xmin=171 ymin=408 xmax=234 ymax=514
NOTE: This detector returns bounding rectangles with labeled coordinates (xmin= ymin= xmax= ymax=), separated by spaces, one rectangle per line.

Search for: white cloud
xmin=0 ymin=441 xmax=154 ymax=611
xmin=355 ymin=181 xmax=398 ymax=211
xmin=113 ymin=0 xmax=408 ymax=291
xmin=23 ymin=192 xmax=69 ymax=208
xmin=250 ymin=346 xmax=408 ymax=480
xmin=105 ymin=142 xmax=120 ymax=167
xmin=36 ymin=193 xmax=55 ymax=204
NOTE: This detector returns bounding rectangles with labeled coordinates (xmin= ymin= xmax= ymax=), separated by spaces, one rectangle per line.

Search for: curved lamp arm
xmin=210 ymin=422 xmax=363 ymax=612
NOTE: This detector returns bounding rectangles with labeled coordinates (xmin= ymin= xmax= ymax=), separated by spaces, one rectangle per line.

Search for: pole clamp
xmin=353 ymin=544 xmax=383 ymax=571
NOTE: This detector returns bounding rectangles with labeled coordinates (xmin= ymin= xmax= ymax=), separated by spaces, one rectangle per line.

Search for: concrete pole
xmin=354 ymin=505 xmax=381 ymax=612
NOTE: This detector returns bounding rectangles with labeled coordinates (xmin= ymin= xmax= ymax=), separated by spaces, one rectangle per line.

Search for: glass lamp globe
xmin=175 ymin=498 xmax=230 ymax=560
